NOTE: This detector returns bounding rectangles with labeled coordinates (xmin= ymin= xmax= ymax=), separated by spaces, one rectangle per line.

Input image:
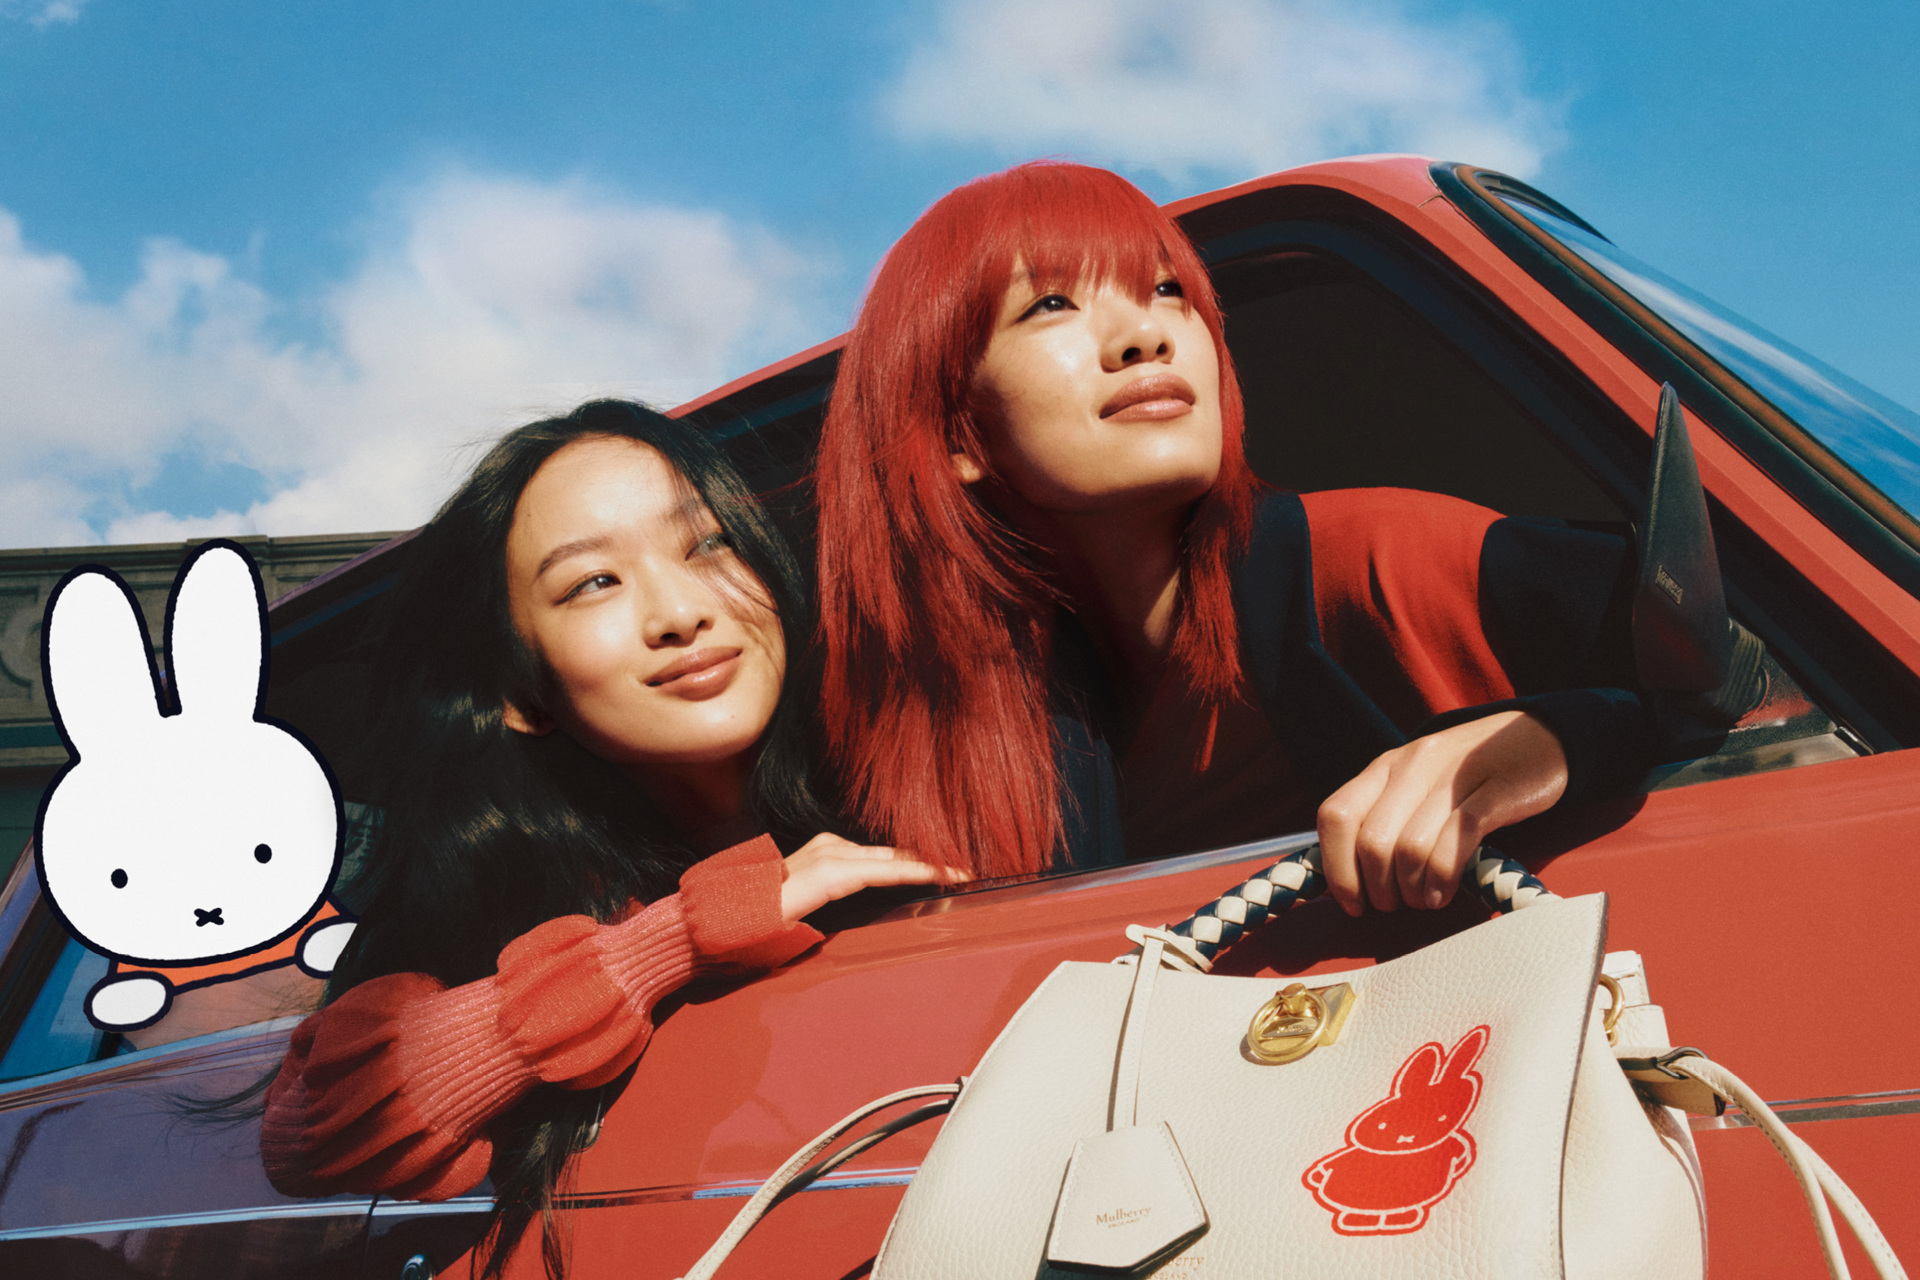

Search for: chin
xmin=1078 ymin=467 xmax=1220 ymax=517
xmin=643 ymin=704 xmax=778 ymax=768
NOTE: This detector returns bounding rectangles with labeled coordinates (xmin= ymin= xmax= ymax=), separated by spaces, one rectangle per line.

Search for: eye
xmin=1017 ymin=292 xmax=1074 ymax=321
xmin=689 ymin=530 xmax=731 ymax=558
xmin=1154 ymin=277 xmax=1185 ymax=300
xmin=254 ymin=843 xmax=272 ymax=864
xmin=561 ymin=572 xmax=618 ymax=602
xmin=110 ymin=869 xmax=127 ymax=889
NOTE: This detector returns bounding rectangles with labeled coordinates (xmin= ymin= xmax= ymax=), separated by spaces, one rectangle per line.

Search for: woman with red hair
xmin=816 ymin=162 xmax=1655 ymax=914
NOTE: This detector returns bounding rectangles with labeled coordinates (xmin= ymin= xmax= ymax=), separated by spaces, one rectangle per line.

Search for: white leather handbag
xmin=678 ymin=848 xmax=1907 ymax=1280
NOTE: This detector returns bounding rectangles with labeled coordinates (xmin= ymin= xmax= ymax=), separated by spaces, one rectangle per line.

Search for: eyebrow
xmin=534 ymin=534 xmax=614 ymax=583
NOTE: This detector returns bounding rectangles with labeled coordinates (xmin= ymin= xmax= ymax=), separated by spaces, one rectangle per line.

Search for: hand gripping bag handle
xmin=1159 ymin=842 xmax=1553 ymax=970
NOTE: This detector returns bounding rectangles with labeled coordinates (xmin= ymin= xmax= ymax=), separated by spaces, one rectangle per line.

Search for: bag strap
xmin=672 ymin=1083 xmax=960 ymax=1280
xmin=1164 ymin=844 xmax=1553 ymax=966
xmin=1618 ymin=1047 xmax=1908 ymax=1280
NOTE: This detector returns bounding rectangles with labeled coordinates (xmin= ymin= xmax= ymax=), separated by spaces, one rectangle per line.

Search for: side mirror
xmin=1632 ymin=384 xmax=1767 ymax=724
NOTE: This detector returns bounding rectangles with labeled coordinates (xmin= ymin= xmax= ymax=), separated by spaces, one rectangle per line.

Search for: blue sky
xmin=0 ymin=0 xmax=1912 ymax=547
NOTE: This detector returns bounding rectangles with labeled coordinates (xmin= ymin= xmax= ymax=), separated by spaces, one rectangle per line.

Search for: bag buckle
xmin=1245 ymin=981 xmax=1356 ymax=1065
xmin=1615 ymin=1045 xmax=1727 ymax=1117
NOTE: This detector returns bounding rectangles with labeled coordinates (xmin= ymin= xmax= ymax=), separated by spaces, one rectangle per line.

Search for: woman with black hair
xmin=261 ymin=400 xmax=950 ymax=1278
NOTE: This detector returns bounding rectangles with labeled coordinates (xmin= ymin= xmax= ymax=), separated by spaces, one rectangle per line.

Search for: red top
xmin=259 ymin=835 xmax=820 ymax=1202
xmin=1302 ymin=488 xmax=1512 ymax=726
xmin=1122 ymin=489 xmax=1513 ymax=860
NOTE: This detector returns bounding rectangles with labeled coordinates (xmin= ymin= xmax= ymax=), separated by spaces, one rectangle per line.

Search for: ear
xmin=1392 ymin=1042 xmax=1446 ymax=1094
xmin=503 ymin=699 xmax=555 ymax=737
xmin=1441 ymin=1025 xmax=1490 ymax=1082
xmin=950 ymin=452 xmax=987 ymax=485
xmin=44 ymin=567 xmax=164 ymax=750
xmin=167 ymin=541 xmax=267 ymax=721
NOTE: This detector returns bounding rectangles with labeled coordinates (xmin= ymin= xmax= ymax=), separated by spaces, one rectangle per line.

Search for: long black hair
xmin=331 ymin=399 xmax=825 ymax=1278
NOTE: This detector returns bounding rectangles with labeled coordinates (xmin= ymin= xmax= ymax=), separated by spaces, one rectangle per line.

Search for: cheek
xmin=741 ymin=609 xmax=787 ymax=701
xmin=979 ymin=398 xmax=1109 ymax=508
xmin=538 ymin=613 xmax=632 ymax=706
xmin=973 ymin=345 xmax=1090 ymax=468
xmin=759 ymin=620 xmax=787 ymax=686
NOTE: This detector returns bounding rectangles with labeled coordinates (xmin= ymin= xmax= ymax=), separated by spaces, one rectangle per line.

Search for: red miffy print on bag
xmin=1302 ymin=1025 xmax=1489 ymax=1235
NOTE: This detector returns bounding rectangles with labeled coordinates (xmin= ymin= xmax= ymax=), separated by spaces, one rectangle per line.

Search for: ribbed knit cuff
xmin=679 ymin=834 xmax=823 ymax=968
xmin=593 ymin=894 xmax=701 ymax=996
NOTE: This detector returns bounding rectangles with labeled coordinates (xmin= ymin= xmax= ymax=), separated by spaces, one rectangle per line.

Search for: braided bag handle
xmin=1165 ymin=845 xmax=1553 ymax=966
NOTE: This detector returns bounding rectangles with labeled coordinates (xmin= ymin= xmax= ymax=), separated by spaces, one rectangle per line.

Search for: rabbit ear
xmin=1392 ymin=1042 xmax=1446 ymax=1094
xmin=1440 ymin=1026 xmax=1491 ymax=1083
xmin=166 ymin=541 xmax=268 ymax=721
xmin=44 ymin=567 xmax=164 ymax=750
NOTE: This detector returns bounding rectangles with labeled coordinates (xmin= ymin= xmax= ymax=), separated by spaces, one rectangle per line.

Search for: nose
xmin=195 ymin=907 xmax=224 ymax=927
xmin=1097 ymin=291 xmax=1174 ymax=372
xmin=639 ymin=566 xmax=716 ymax=648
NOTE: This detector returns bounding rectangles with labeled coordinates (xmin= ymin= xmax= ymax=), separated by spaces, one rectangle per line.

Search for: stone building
xmin=0 ymin=533 xmax=400 ymax=882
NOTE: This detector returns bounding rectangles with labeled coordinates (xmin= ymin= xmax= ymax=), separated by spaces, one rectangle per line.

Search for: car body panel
xmin=0 ymin=1024 xmax=371 ymax=1277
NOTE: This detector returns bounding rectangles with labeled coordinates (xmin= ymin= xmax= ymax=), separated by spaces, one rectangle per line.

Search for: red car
xmin=0 ymin=155 xmax=1915 ymax=1279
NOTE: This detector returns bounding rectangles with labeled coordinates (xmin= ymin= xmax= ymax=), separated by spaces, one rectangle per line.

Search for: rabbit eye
xmin=1438 ymin=1115 xmax=1447 ymax=1122
xmin=254 ymin=843 xmax=272 ymax=864
xmin=110 ymin=869 xmax=127 ymax=889
xmin=1377 ymin=1122 xmax=1386 ymax=1129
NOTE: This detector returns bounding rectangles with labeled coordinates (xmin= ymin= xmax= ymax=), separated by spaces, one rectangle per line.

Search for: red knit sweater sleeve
xmin=1301 ymin=488 xmax=1515 ymax=733
xmin=260 ymin=835 xmax=819 ymax=1202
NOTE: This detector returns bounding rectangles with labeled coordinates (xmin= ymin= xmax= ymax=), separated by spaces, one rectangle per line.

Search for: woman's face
xmin=503 ymin=436 xmax=785 ymax=772
xmin=964 ymin=267 xmax=1223 ymax=519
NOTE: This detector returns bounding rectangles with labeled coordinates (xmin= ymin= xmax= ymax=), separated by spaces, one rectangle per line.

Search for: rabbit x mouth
xmin=194 ymin=908 xmax=224 ymax=927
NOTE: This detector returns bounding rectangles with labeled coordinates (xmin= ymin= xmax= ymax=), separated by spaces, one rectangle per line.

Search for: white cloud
xmin=885 ymin=0 xmax=1563 ymax=183
xmin=0 ymin=170 xmax=827 ymax=548
xmin=2 ymin=0 xmax=88 ymax=26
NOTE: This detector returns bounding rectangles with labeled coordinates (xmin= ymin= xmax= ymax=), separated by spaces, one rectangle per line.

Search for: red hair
xmin=815 ymin=163 xmax=1255 ymax=876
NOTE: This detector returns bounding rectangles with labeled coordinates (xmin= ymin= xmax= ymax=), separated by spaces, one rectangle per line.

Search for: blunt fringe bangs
xmin=816 ymin=162 xmax=1255 ymax=880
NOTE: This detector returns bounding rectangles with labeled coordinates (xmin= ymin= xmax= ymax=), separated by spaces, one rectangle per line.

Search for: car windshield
xmin=1505 ymin=199 xmax=1920 ymax=522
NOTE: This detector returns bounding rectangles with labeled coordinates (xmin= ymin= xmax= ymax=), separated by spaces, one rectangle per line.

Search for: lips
xmin=647 ymin=646 xmax=743 ymax=694
xmin=1100 ymin=372 xmax=1197 ymax=421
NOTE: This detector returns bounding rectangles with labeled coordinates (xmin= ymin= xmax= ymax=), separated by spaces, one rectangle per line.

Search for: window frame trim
xmin=1432 ymin=161 xmax=1920 ymax=599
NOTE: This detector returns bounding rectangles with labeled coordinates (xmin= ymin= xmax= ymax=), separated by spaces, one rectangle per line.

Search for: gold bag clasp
xmin=1246 ymin=982 xmax=1356 ymax=1065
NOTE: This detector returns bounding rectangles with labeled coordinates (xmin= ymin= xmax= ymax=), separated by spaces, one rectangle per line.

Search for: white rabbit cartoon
xmin=35 ymin=539 xmax=355 ymax=1032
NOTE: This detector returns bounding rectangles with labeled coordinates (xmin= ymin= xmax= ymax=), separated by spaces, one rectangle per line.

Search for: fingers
xmin=780 ymin=835 xmax=970 ymax=921
xmin=1414 ymin=802 xmax=1482 ymax=911
xmin=840 ymin=857 xmax=968 ymax=888
xmin=1391 ymin=787 xmax=1457 ymax=911
xmin=1321 ymin=740 xmax=1449 ymax=914
xmin=1317 ymin=759 xmax=1388 ymax=917
xmin=1317 ymin=711 xmax=1568 ymax=916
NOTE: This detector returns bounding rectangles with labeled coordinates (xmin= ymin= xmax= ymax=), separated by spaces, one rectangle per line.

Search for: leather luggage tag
xmin=1045 ymin=1122 xmax=1208 ymax=1272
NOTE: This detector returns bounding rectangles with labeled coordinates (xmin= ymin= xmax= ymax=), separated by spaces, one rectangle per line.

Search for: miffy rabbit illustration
xmin=1302 ymin=1024 xmax=1489 ymax=1235
xmin=34 ymin=539 xmax=355 ymax=1033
